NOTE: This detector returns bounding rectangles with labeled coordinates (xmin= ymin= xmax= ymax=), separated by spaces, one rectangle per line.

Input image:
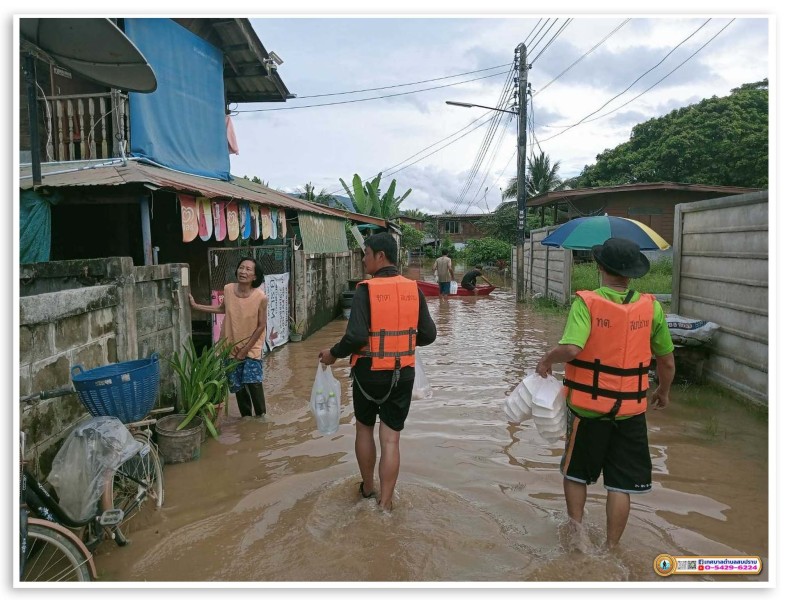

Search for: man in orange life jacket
xmin=319 ymin=232 xmax=437 ymax=511
xmin=535 ymin=237 xmax=675 ymax=548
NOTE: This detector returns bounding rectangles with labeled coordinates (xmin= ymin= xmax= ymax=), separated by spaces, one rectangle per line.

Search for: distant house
xmin=397 ymin=214 xmax=426 ymax=232
xmin=431 ymin=213 xmax=487 ymax=247
xmin=527 ymin=182 xmax=760 ymax=245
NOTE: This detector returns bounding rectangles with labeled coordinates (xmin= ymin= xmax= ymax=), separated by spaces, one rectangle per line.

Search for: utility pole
xmin=515 ymin=42 xmax=528 ymax=302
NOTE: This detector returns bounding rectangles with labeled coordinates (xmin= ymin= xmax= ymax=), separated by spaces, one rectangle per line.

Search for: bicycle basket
xmin=71 ymin=353 xmax=160 ymax=423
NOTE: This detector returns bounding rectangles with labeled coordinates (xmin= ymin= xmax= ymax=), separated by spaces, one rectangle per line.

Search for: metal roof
xmin=171 ymin=18 xmax=293 ymax=104
xmin=527 ymin=182 xmax=761 ymax=208
xmin=18 ymin=159 xmax=388 ymax=227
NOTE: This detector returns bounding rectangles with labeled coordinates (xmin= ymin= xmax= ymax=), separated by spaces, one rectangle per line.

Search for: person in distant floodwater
xmin=433 ymin=248 xmax=455 ymax=297
xmin=460 ymin=264 xmax=492 ymax=295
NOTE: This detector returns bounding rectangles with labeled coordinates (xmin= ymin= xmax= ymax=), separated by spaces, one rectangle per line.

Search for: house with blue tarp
xmin=18 ymin=17 xmax=389 ymax=346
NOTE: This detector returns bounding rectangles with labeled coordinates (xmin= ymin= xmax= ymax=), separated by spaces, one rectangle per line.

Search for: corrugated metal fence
xmin=672 ymin=191 xmax=769 ymax=405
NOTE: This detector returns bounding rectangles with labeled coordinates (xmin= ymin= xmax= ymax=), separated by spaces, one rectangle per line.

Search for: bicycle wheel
xmin=107 ymin=432 xmax=164 ymax=544
xmin=23 ymin=523 xmax=92 ymax=582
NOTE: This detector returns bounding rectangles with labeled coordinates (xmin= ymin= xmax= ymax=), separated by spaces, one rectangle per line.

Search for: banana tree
xmin=339 ymin=172 xmax=412 ymax=219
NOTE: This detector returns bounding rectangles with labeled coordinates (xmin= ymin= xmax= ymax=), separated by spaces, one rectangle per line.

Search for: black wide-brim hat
xmin=592 ymin=237 xmax=650 ymax=279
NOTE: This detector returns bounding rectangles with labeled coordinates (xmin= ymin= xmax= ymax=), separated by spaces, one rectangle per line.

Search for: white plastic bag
xmin=449 ymin=281 xmax=458 ymax=295
xmin=412 ymin=348 xmax=432 ymax=400
xmin=310 ymin=361 xmax=341 ymax=435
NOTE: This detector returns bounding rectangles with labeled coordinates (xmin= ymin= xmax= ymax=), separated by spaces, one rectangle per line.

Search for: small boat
xmin=416 ymin=280 xmax=495 ymax=297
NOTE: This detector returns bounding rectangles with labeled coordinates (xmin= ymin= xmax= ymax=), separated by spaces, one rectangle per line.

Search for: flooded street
xmin=95 ymin=265 xmax=768 ymax=584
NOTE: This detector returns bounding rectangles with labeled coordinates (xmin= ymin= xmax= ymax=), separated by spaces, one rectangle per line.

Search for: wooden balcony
xmin=37 ymin=90 xmax=130 ymax=162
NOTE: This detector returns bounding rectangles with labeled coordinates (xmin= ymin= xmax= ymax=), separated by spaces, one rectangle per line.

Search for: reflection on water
xmin=95 ymin=263 xmax=768 ymax=583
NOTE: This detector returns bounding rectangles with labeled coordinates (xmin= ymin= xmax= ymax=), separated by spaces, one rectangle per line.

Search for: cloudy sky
xmin=228 ymin=15 xmax=770 ymax=215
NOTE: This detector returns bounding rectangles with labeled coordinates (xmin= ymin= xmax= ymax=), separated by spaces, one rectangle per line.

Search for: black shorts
xmin=352 ymin=377 xmax=414 ymax=432
xmin=461 ymin=282 xmax=475 ymax=291
xmin=561 ymin=411 xmax=652 ymax=493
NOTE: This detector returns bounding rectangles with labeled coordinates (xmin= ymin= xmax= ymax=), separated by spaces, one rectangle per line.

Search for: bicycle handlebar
xmin=20 ymin=387 xmax=75 ymax=404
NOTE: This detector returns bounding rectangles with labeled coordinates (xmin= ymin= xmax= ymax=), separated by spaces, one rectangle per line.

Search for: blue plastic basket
xmin=71 ymin=353 xmax=160 ymax=424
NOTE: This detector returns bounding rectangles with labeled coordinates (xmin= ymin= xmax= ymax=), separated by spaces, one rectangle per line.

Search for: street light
xmin=444 ymin=100 xmax=517 ymax=115
xmin=446 ymin=42 xmax=527 ymax=302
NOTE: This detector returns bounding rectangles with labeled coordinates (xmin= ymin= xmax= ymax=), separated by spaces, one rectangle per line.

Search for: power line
xmin=539 ymin=18 xmax=713 ymax=142
xmin=580 ymin=19 xmax=736 ymax=125
xmin=534 ymin=18 xmax=630 ymax=97
xmin=530 ymin=18 xmax=573 ymax=64
xmin=234 ymin=69 xmax=510 ymax=112
xmin=293 ymin=63 xmax=512 ymax=99
xmin=450 ymin=65 xmax=517 ymax=212
xmin=323 ymin=109 xmax=496 ymax=196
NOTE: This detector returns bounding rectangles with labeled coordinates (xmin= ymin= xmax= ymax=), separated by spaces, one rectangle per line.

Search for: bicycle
xmin=20 ymin=403 xmax=96 ymax=582
xmin=19 ymin=388 xmax=165 ymax=581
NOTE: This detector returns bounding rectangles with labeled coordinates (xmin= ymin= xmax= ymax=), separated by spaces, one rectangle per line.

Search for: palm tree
xmin=502 ymin=151 xmax=566 ymax=200
xmin=295 ymin=182 xmax=334 ymax=205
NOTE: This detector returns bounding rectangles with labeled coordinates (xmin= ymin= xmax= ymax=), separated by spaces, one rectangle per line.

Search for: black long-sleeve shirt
xmin=330 ymin=266 xmax=437 ymax=383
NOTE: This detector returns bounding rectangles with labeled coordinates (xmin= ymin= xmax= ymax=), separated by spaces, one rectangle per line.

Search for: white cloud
xmin=228 ymin=16 xmax=769 ymax=214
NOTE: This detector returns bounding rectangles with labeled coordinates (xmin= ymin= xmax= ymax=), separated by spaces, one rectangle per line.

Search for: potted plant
xmin=169 ymin=337 xmax=239 ymax=439
xmin=289 ymin=317 xmax=305 ymax=342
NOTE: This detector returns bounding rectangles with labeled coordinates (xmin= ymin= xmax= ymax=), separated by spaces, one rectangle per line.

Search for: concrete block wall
xmin=19 ymin=257 xmax=191 ymax=474
xmin=20 ymin=285 xmax=120 ymax=473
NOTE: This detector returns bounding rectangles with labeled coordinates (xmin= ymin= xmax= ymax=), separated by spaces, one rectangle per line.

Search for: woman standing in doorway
xmin=190 ymin=257 xmax=269 ymax=417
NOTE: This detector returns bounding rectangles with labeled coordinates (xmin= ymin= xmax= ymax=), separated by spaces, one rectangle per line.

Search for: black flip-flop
xmin=358 ymin=481 xmax=375 ymax=499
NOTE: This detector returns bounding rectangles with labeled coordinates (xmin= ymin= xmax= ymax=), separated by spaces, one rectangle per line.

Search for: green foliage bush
xmin=465 ymin=237 xmax=511 ymax=266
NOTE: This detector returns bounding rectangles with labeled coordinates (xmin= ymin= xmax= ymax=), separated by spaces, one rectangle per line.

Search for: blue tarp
xmin=20 ymin=189 xmax=61 ymax=263
xmin=124 ymin=19 xmax=230 ymax=180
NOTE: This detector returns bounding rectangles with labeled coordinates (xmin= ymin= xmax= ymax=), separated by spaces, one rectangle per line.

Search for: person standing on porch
xmin=318 ymin=232 xmax=437 ymax=511
xmin=535 ymin=237 xmax=675 ymax=549
xmin=433 ymin=248 xmax=454 ymax=296
xmin=190 ymin=257 xmax=269 ymax=418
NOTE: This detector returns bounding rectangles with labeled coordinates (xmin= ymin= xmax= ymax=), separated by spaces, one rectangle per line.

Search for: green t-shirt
xmin=559 ymin=287 xmax=674 ymax=418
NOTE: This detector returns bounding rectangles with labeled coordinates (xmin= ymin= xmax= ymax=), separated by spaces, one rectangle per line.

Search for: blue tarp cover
xmin=20 ymin=189 xmax=61 ymax=263
xmin=124 ymin=19 xmax=230 ymax=180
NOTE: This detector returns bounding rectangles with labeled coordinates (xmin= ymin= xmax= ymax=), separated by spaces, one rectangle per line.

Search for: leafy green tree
xmin=465 ymin=237 xmax=511 ymax=266
xmin=339 ymin=173 xmax=412 ymax=219
xmin=478 ymin=202 xmax=517 ymax=244
xmin=400 ymin=208 xmax=429 ymax=219
xmin=575 ymin=79 xmax=768 ymax=188
xmin=400 ymin=223 xmax=425 ymax=251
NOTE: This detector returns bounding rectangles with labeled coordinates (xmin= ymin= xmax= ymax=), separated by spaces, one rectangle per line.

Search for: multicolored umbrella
xmin=540 ymin=215 xmax=670 ymax=250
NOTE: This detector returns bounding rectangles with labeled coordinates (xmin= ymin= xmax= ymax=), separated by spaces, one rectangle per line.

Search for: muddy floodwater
xmin=95 ymin=265 xmax=768 ymax=584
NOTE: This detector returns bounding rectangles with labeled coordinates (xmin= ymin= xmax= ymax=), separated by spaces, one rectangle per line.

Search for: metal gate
xmin=207 ymin=245 xmax=291 ymax=345
xmin=207 ymin=245 xmax=290 ymax=291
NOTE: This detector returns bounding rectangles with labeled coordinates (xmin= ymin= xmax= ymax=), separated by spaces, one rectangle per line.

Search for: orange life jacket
xmin=350 ymin=276 xmax=419 ymax=371
xmin=564 ymin=289 xmax=654 ymax=417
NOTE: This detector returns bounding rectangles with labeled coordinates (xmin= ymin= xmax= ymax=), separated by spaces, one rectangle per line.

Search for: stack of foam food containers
xmin=523 ymin=373 xmax=566 ymax=442
xmin=503 ymin=370 xmax=567 ymax=443
xmin=503 ymin=370 xmax=534 ymax=423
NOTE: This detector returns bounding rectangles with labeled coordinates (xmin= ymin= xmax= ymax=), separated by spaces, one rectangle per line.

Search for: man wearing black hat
xmin=535 ymin=237 xmax=675 ymax=549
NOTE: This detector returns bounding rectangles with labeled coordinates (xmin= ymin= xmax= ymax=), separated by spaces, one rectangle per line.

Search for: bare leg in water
xmin=377 ymin=422 xmax=401 ymax=511
xmin=355 ymin=421 xmax=376 ymax=498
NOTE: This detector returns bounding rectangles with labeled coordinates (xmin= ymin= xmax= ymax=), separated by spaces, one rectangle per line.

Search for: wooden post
xmin=140 ymin=195 xmax=153 ymax=265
